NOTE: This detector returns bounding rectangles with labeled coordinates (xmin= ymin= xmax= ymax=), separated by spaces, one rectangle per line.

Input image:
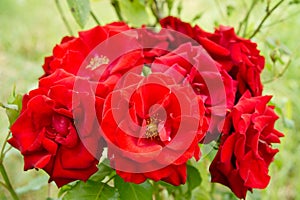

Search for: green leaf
xmin=58 ymin=181 xmax=79 ymax=198
xmin=115 ymin=175 xmax=153 ymax=200
xmin=118 ymin=0 xmax=149 ymax=26
xmin=67 ymin=0 xmax=91 ymax=28
xmin=90 ymin=161 xmax=114 ymax=182
xmin=63 ymin=180 xmax=119 ymax=200
xmin=187 ymin=165 xmax=202 ymax=191
xmin=1 ymin=93 xmax=22 ymax=127
xmin=157 ymin=180 xmax=179 ymax=194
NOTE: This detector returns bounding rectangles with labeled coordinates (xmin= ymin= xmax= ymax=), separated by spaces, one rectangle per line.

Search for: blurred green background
xmin=0 ymin=0 xmax=299 ymax=199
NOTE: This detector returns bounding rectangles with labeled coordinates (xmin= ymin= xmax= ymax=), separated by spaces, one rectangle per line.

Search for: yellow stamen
xmin=86 ymin=55 xmax=109 ymax=70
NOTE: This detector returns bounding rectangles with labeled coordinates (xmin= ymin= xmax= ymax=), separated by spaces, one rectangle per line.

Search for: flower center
xmin=86 ymin=55 xmax=109 ymax=70
xmin=145 ymin=117 xmax=160 ymax=139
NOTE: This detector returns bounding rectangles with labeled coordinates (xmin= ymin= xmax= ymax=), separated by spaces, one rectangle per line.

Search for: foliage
xmin=0 ymin=0 xmax=299 ymax=199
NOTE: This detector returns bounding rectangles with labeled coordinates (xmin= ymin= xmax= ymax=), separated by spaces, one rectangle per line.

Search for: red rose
xmin=160 ymin=16 xmax=197 ymax=40
xmin=101 ymin=72 xmax=207 ymax=185
xmin=209 ymin=26 xmax=265 ymax=97
xmin=42 ymin=22 xmax=132 ymax=77
xmin=160 ymin=16 xmax=264 ymax=98
xmin=152 ymin=42 xmax=235 ymax=142
xmin=209 ymin=92 xmax=284 ymax=199
xmin=8 ymin=69 xmax=106 ymax=187
xmin=153 ymin=42 xmax=237 ymax=109
xmin=138 ymin=27 xmax=171 ymax=63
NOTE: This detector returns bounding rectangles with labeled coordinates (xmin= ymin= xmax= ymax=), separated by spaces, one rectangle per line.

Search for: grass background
xmin=0 ymin=0 xmax=299 ymax=199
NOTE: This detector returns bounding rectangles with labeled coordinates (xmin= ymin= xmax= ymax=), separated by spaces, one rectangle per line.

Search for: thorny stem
xmin=90 ymin=10 xmax=101 ymax=25
xmin=249 ymin=0 xmax=284 ymax=39
xmin=55 ymin=0 xmax=74 ymax=35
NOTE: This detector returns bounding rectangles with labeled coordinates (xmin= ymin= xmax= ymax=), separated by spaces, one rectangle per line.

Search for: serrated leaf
xmin=118 ymin=0 xmax=149 ymax=26
xmin=67 ymin=0 xmax=91 ymax=28
xmin=63 ymin=180 xmax=119 ymax=200
xmin=115 ymin=175 xmax=152 ymax=200
xmin=187 ymin=165 xmax=202 ymax=191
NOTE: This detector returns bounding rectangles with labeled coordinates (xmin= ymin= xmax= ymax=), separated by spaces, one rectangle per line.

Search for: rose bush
xmin=5 ymin=14 xmax=284 ymax=199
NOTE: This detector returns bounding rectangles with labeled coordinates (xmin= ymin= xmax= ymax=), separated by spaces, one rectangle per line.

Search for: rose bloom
xmin=153 ymin=42 xmax=237 ymax=110
xmin=160 ymin=16 xmax=264 ymax=99
xmin=101 ymin=72 xmax=207 ymax=185
xmin=209 ymin=92 xmax=284 ymax=199
xmin=42 ymin=22 xmax=145 ymax=79
xmin=152 ymin=42 xmax=236 ymax=142
xmin=8 ymin=69 xmax=108 ymax=187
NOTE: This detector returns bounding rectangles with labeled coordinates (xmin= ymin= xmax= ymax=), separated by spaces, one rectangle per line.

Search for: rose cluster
xmin=9 ymin=17 xmax=283 ymax=198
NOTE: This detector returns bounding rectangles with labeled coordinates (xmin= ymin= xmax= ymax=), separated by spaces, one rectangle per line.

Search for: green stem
xmin=237 ymin=0 xmax=258 ymax=36
xmin=0 ymin=131 xmax=11 ymax=159
xmin=0 ymin=181 xmax=9 ymax=190
xmin=151 ymin=0 xmax=162 ymax=24
xmin=111 ymin=0 xmax=124 ymax=21
xmin=249 ymin=0 xmax=284 ymax=39
xmin=0 ymin=164 xmax=19 ymax=200
xmin=90 ymin=10 xmax=101 ymax=25
xmin=3 ymin=146 xmax=12 ymax=157
xmin=55 ymin=0 xmax=74 ymax=35
xmin=263 ymin=10 xmax=300 ymax=28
